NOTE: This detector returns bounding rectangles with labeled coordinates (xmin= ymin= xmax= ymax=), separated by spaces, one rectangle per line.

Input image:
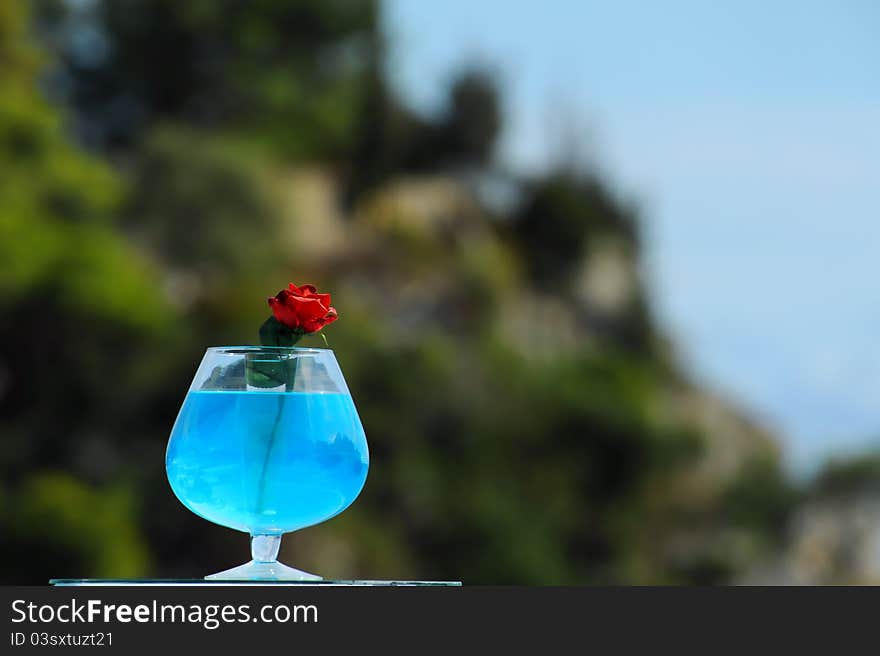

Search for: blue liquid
xmin=166 ymin=391 xmax=369 ymax=534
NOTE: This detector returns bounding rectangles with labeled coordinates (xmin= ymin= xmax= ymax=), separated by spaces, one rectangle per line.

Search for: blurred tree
xmin=441 ymin=70 xmax=502 ymax=167
xmin=344 ymin=64 xmax=428 ymax=201
xmin=124 ymin=126 xmax=279 ymax=276
xmin=508 ymin=170 xmax=653 ymax=352
xmin=0 ymin=0 xmax=175 ymax=582
xmin=346 ymin=67 xmax=503 ymax=201
xmin=512 ymin=171 xmax=640 ymax=286
xmin=812 ymin=454 xmax=880 ymax=497
xmin=35 ymin=0 xmax=380 ymax=158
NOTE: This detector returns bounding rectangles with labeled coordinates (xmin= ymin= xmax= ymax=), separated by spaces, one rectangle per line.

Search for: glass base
xmin=205 ymin=560 xmax=323 ymax=581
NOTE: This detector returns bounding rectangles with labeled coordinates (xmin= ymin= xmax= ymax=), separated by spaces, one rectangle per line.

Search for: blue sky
xmin=384 ymin=0 xmax=880 ymax=474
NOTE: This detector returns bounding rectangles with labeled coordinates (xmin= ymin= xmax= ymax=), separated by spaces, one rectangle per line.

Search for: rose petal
xmin=269 ymin=294 xmax=302 ymax=329
xmin=312 ymin=293 xmax=331 ymax=308
xmin=290 ymin=296 xmax=330 ymax=321
xmin=270 ymin=285 xmax=337 ymax=333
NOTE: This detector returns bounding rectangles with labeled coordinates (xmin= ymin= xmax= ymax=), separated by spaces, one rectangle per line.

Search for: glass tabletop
xmin=50 ymin=579 xmax=461 ymax=587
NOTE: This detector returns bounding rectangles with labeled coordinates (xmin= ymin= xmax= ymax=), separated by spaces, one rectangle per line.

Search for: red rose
xmin=268 ymin=283 xmax=338 ymax=334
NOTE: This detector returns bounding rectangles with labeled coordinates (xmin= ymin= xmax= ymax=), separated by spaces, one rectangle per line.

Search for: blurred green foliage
xmin=124 ymin=126 xmax=279 ymax=274
xmin=34 ymin=0 xmax=380 ymax=157
xmin=0 ymin=0 xmax=170 ymax=581
xmin=0 ymin=0 xmax=806 ymax=584
xmin=0 ymin=472 xmax=149 ymax=578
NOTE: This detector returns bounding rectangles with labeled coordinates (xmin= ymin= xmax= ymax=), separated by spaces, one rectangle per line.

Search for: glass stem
xmin=251 ymin=534 xmax=281 ymax=563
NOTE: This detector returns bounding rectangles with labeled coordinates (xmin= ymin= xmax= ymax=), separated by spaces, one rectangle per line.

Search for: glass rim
xmin=205 ymin=345 xmax=332 ymax=354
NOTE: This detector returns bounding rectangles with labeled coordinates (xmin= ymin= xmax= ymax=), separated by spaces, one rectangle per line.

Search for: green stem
xmin=251 ymin=315 xmax=304 ymax=518
xmin=254 ymin=391 xmax=285 ymax=517
xmin=253 ymin=356 xmax=298 ymax=517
